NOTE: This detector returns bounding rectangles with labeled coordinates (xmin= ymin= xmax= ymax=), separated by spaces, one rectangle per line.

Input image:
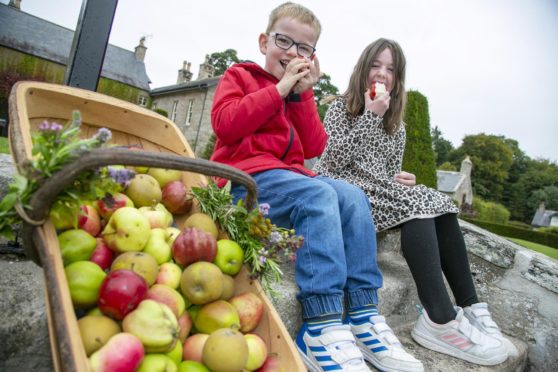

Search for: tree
xmin=313 ymin=73 xmax=339 ymax=120
xmin=201 ymin=133 xmax=216 ymax=160
xmin=449 ymin=134 xmax=514 ymax=203
xmin=402 ymin=90 xmax=437 ymax=187
xmin=431 ymin=126 xmax=454 ymax=166
xmin=208 ymin=49 xmax=240 ymax=76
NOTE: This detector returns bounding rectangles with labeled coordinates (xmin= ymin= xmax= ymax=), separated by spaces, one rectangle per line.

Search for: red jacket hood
xmin=210 ymin=62 xmax=327 ymax=186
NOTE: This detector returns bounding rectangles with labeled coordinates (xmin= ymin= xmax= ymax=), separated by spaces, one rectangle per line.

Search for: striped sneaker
xmin=463 ymin=302 xmax=518 ymax=357
xmin=411 ymin=307 xmax=508 ymax=366
xmin=348 ymin=315 xmax=424 ymax=372
xmin=296 ymin=323 xmax=371 ymax=372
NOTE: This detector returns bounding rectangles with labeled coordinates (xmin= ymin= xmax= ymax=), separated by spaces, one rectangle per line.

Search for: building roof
xmin=531 ymin=209 xmax=558 ymax=227
xmin=436 ymin=170 xmax=465 ymax=193
xmin=0 ymin=3 xmax=151 ymax=90
xmin=151 ymin=77 xmax=221 ymax=96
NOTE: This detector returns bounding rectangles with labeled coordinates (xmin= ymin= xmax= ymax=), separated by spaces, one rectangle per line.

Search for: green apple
xmin=144 ymin=228 xmax=172 ymax=264
xmin=194 ymin=300 xmax=240 ymax=334
xmin=148 ymin=167 xmax=183 ymax=188
xmin=166 ymin=339 xmax=183 ymax=366
xmin=213 ymin=239 xmax=244 ymax=276
xmin=178 ymin=360 xmax=209 ymax=372
xmin=156 ymin=262 xmax=183 ymax=289
xmin=202 ymin=328 xmax=248 ymax=372
xmin=58 ymin=229 xmax=97 ymax=266
xmin=102 ymin=207 xmax=151 ymax=253
xmin=122 ymin=299 xmax=179 ymax=353
xmin=111 ymin=251 xmax=159 ymax=286
xmin=180 ymin=262 xmax=223 ymax=305
xmin=137 ymin=354 xmax=178 ymax=372
xmin=244 ymin=333 xmax=268 ymax=370
xmin=65 ymin=261 xmax=106 ymax=308
xmin=166 ymin=226 xmax=181 ymax=247
xmin=49 ymin=200 xmax=77 ymax=230
xmin=125 ymin=174 xmax=162 ymax=207
xmin=77 ymin=315 xmax=121 ymax=356
xmin=139 ymin=203 xmax=173 ymax=229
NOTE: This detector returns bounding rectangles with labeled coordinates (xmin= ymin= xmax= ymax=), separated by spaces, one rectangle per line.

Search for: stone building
xmin=436 ymin=156 xmax=473 ymax=208
xmin=151 ymin=56 xmax=219 ymax=157
xmin=0 ymin=1 xmax=151 ymax=121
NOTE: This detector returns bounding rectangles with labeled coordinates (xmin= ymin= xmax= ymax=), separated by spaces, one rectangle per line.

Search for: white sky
xmin=4 ymin=0 xmax=558 ymax=162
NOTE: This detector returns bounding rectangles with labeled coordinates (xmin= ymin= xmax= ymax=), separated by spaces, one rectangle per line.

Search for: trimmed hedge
xmin=462 ymin=217 xmax=558 ymax=249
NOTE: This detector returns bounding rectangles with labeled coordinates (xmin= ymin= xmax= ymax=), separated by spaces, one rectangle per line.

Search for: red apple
xmin=182 ymin=333 xmax=209 ymax=363
xmin=177 ymin=312 xmax=193 ymax=343
xmin=172 ymin=227 xmax=217 ymax=266
xmin=257 ymin=354 xmax=281 ymax=372
xmin=90 ymin=237 xmax=115 ymax=271
xmin=98 ymin=269 xmax=148 ymax=320
xmin=78 ymin=204 xmax=101 ymax=236
xmin=161 ymin=180 xmax=193 ymax=214
xmin=97 ymin=192 xmax=134 ymax=220
xmin=229 ymin=292 xmax=264 ymax=333
xmin=89 ymin=332 xmax=144 ymax=372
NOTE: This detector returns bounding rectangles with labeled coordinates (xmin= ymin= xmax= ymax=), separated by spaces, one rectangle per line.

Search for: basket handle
xmin=20 ymin=147 xmax=258 ymax=266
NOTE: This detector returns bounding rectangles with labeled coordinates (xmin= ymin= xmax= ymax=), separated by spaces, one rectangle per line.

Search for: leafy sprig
xmin=191 ymin=181 xmax=303 ymax=293
xmin=0 ymin=111 xmax=130 ymax=240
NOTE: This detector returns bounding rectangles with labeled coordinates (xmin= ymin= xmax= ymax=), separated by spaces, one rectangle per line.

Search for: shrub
xmin=153 ymin=108 xmax=168 ymax=118
xmin=462 ymin=217 xmax=558 ymax=249
xmin=472 ymin=197 xmax=510 ymax=224
xmin=536 ymin=226 xmax=558 ymax=235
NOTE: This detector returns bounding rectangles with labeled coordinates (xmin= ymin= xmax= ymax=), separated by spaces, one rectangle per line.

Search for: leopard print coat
xmin=313 ymin=97 xmax=458 ymax=231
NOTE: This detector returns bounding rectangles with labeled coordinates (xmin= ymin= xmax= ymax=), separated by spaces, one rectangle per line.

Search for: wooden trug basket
xmin=8 ymin=81 xmax=305 ymax=372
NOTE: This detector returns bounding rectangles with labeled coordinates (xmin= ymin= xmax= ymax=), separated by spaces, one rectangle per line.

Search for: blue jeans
xmin=231 ymin=169 xmax=382 ymax=319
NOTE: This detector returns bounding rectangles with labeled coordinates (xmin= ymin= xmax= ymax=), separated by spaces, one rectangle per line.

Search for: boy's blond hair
xmin=266 ymin=2 xmax=321 ymax=39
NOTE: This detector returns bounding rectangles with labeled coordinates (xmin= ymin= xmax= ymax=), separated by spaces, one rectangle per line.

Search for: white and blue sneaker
xmin=348 ymin=315 xmax=424 ymax=372
xmin=296 ymin=323 xmax=371 ymax=372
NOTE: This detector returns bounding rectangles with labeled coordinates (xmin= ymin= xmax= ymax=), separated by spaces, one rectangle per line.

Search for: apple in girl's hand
xmin=370 ymin=82 xmax=387 ymax=100
xmin=244 ymin=334 xmax=268 ymax=371
xmin=161 ymin=180 xmax=193 ymax=214
xmin=90 ymin=237 xmax=115 ymax=270
xmin=89 ymin=332 xmax=144 ymax=372
xmin=98 ymin=269 xmax=148 ymax=320
xmin=78 ymin=204 xmax=101 ymax=236
xmin=229 ymin=292 xmax=264 ymax=333
xmin=96 ymin=192 xmax=134 ymax=220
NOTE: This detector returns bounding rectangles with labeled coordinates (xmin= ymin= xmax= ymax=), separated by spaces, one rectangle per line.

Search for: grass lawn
xmin=0 ymin=137 xmax=8 ymax=154
xmin=506 ymin=237 xmax=558 ymax=261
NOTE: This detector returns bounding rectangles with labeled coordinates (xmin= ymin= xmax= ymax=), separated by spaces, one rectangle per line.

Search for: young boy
xmin=210 ymin=3 xmax=423 ymax=371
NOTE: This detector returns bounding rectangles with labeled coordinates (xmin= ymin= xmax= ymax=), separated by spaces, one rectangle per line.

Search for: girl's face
xmin=259 ymin=17 xmax=318 ymax=81
xmin=367 ymin=47 xmax=395 ymax=92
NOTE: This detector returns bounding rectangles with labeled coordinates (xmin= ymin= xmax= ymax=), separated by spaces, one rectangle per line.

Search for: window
xmin=138 ymin=95 xmax=147 ymax=107
xmin=185 ymin=99 xmax=194 ymax=126
xmin=171 ymin=100 xmax=179 ymax=122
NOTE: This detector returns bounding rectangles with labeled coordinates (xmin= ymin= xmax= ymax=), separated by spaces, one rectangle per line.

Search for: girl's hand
xmin=293 ymin=55 xmax=321 ymax=94
xmin=364 ymin=89 xmax=390 ymax=117
xmin=394 ymin=171 xmax=416 ymax=186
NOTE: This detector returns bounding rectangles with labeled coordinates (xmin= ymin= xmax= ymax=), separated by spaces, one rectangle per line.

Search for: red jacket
xmin=210 ymin=62 xmax=327 ymax=186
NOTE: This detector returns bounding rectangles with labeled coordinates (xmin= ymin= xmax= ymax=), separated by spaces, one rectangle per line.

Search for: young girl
xmin=313 ymin=38 xmax=516 ymax=366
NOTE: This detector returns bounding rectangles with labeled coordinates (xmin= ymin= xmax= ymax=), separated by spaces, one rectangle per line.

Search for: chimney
xmin=177 ymin=61 xmax=193 ymax=84
xmin=134 ymin=37 xmax=147 ymax=62
xmin=460 ymin=155 xmax=472 ymax=178
xmin=9 ymin=0 xmax=21 ymax=10
xmin=197 ymin=54 xmax=215 ymax=80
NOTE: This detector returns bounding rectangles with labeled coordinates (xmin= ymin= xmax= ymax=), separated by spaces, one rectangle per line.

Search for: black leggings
xmin=400 ymin=213 xmax=478 ymax=324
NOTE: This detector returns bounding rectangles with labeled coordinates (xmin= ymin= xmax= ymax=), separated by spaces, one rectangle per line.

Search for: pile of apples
xmin=52 ymin=166 xmax=281 ymax=372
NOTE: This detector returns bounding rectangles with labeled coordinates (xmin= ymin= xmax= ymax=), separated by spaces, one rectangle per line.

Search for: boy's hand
xmin=394 ymin=171 xmax=416 ymax=186
xmin=364 ymin=89 xmax=390 ymax=117
xmin=293 ymin=55 xmax=321 ymax=94
xmin=276 ymin=58 xmax=311 ymax=98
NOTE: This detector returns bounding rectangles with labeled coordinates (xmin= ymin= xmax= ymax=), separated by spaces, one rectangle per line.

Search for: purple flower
xmin=269 ymin=231 xmax=282 ymax=244
xmin=259 ymin=255 xmax=267 ymax=265
xmin=259 ymin=203 xmax=270 ymax=216
xmin=94 ymin=128 xmax=112 ymax=143
xmin=108 ymin=167 xmax=136 ymax=186
xmin=38 ymin=120 xmax=63 ymax=132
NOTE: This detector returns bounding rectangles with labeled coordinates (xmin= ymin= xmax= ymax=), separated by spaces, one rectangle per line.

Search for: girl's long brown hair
xmin=343 ymin=38 xmax=406 ymax=135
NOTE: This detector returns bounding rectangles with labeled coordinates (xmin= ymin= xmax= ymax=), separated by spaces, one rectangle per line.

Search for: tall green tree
xmin=431 ymin=126 xmax=454 ymax=166
xmin=208 ymin=49 xmax=240 ymax=76
xmin=449 ymin=134 xmax=514 ymax=203
xmin=402 ymin=90 xmax=437 ymax=187
xmin=509 ymin=158 xmax=558 ymax=222
xmin=313 ymin=73 xmax=339 ymax=120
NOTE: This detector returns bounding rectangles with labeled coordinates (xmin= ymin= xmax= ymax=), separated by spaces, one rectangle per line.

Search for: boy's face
xmin=259 ymin=17 xmax=319 ymax=81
